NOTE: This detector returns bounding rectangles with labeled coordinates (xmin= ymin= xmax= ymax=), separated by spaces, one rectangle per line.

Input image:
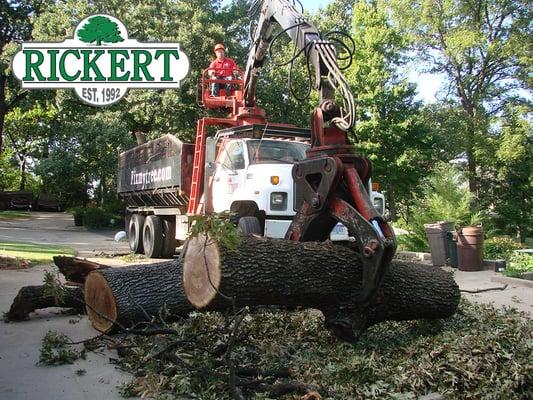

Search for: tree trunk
xmin=183 ymin=235 xmax=460 ymax=341
xmin=53 ymin=255 xmax=110 ymax=285
xmin=0 ymin=73 xmax=7 ymax=154
xmin=385 ymin=182 xmax=397 ymax=221
xmin=18 ymin=156 xmax=26 ymax=190
xmin=7 ymin=285 xmax=84 ymax=321
xmin=84 ymin=260 xmax=193 ymax=333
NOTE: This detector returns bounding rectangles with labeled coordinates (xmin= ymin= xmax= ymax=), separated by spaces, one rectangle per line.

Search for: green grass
xmin=0 ymin=241 xmax=76 ymax=264
xmin=0 ymin=210 xmax=31 ymax=220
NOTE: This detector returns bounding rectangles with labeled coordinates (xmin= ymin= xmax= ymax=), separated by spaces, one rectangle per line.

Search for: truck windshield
xmin=247 ymin=140 xmax=309 ymax=165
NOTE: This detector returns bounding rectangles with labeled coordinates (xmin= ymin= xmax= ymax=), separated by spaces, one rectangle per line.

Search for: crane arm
xmin=243 ymin=1 xmax=396 ymax=309
xmin=243 ymin=0 xmax=355 ymax=131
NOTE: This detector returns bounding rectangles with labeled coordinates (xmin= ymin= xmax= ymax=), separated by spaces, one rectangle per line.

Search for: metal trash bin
xmin=456 ymin=225 xmax=484 ymax=271
xmin=424 ymin=221 xmax=454 ymax=266
xmin=446 ymin=231 xmax=458 ymax=268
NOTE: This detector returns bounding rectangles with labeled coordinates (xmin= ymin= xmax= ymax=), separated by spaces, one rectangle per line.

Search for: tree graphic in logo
xmin=77 ymin=16 xmax=124 ymax=46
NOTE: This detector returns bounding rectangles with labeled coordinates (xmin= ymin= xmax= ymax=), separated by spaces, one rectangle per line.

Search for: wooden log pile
xmin=7 ymin=237 xmax=460 ymax=343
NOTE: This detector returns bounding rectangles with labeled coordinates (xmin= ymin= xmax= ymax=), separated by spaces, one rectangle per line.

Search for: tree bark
xmin=84 ymin=260 xmax=193 ymax=333
xmin=183 ymin=235 xmax=461 ymax=341
xmin=7 ymin=285 xmax=84 ymax=321
xmin=18 ymin=155 xmax=26 ymax=190
xmin=0 ymin=73 xmax=7 ymax=154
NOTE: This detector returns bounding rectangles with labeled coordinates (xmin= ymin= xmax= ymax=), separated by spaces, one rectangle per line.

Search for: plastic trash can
xmin=424 ymin=221 xmax=454 ymax=266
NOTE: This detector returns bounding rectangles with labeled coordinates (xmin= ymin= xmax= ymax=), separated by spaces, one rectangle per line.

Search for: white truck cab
xmin=208 ymin=125 xmax=386 ymax=239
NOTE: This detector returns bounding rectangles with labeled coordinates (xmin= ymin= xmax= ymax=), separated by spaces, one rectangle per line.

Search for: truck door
xmin=212 ymin=140 xmax=246 ymax=212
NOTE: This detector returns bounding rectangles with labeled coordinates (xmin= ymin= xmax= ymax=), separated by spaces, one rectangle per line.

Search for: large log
xmin=5 ymin=257 xmax=104 ymax=321
xmin=183 ymin=235 xmax=461 ymax=341
xmin=84 ymin=261 xmax=193 ymax=332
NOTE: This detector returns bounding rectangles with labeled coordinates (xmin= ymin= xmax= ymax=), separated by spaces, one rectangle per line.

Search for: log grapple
xmin=245 ymin=0 xmax=397 ymax=306
xmin=286 ymin=105 xmax=396 ymax=304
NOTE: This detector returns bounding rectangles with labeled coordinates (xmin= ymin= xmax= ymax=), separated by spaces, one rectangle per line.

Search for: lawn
xmin=0 ymin=241 xmax=76 ymax=264
xmin=0 ymin=210 xmax=32 ymax=220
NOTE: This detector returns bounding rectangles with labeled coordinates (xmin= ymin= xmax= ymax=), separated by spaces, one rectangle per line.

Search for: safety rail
xmin=197 ymin=67 xmax=244 ymax=109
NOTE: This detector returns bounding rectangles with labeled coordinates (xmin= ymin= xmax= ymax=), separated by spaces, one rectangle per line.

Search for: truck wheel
xmin=237 ymin=216 xmax=262 ymax=235
xmin=143 ymin=215 xmax=164 ymax=258
xmin=128 ymin=214 xmax=145 ymax=254
xmin=160 ymin=218 xmax=177 ymax=258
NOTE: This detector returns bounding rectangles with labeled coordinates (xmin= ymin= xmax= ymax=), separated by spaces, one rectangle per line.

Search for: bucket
xmin=456 ymin=225 xmax=484 ymax=271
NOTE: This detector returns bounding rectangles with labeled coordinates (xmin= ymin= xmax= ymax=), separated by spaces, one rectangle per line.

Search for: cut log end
xmin=183 ymin=234 xmax=221 ymax=309
xmin=84 ymin=271 xmax=117 ymax=333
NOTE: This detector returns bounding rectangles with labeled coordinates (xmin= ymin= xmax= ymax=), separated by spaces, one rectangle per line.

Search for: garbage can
xmin=424 ymin=221 xmax=454 ymax=266
xmin=456 ymin=225 xmax=484 ymax=271
xmin=446 ymin=231 xmax=458 ymax=268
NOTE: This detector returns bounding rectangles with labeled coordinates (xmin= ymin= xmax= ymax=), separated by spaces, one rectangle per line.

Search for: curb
xmin=395 ymin=251 xmax=432 ymax=263
xmin=491 ymin=275 xmax=533 ymax=289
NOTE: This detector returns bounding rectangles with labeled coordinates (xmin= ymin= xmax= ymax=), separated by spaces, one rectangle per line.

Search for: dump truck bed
xmin=117 ymin=134 xmax=194 ymax=209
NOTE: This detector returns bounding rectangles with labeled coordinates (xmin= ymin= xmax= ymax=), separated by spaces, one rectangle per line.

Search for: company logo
xmin=12 ymin=14 xmax=190 ymax=106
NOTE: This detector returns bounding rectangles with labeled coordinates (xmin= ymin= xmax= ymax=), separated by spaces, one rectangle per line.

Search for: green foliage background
xmin=0 ymin=0 xmax=531 ymax=240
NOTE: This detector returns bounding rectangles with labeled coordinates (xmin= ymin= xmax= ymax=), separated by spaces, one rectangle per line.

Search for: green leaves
xmin=111 ymin=300 xmax=532 ymax=399
xmin=43 ymin=270 xmax=66 ymax=305
xmin=188 ymin=213 xmax=240 ymax=251
xmin=39 ymin=331 xmax=85 ymax=365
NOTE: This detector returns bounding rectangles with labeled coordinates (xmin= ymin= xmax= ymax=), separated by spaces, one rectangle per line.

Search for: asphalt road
xmin=0 ymin=212 xmax=130 ymax=257
xmin=0 ymin=212 xmax=134 ymax=400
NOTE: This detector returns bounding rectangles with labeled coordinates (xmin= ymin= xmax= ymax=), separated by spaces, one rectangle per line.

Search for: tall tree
xmin=479 ymin=105 xmax=532 ymax=242
xmin=389 ymin=0 xmax=532 ymax=197
xmin=0 ymin=0 xmax=49 ymax=153
xmin=348 ymin=0 xmax=443 ymax=220
xmin=4 ymin=102 xmax=57 ymax=189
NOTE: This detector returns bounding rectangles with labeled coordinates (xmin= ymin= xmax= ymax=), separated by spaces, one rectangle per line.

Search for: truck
xmin=118 ymin=125 xmax=386 ymax=257
xmin=119 ymin=0 xmax=395 ymax=304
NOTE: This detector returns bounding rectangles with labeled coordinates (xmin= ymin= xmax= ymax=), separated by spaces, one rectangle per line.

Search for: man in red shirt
xmin=209 ymin=43 xmax=238 ymax=97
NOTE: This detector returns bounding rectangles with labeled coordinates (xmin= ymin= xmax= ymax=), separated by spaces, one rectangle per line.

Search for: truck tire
xmin=237 ymin=216 xmax=262 ymax=235
xmin=143 ymin=215 xmax=164 ymax=258
xmin=160 ymin=218 xmax=177 ymax=258
xmin=128 ymin=214 xmax=145 ymax=254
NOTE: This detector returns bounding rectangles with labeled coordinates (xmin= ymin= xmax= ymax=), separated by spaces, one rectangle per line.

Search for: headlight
xmin=270 ymin=192 xmax=287 ymax=211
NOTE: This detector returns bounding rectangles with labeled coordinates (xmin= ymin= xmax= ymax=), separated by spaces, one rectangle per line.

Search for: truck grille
xmin=293 ymin=183 xmax=305 ymax=211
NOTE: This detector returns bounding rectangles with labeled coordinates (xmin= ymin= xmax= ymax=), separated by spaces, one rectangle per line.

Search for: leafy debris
xmin=107 ymin=299 xmax=532 ymax=399
xmin=39 ymin=331 xmax=86 ymax=365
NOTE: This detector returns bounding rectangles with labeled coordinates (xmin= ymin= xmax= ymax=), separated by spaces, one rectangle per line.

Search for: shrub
xmin=484 ymin=237 xmax=522 ymax=261
xmin=397 ymin=163 xmax=479 ymax=252
xmin=69 ymin=206 xmax=86 ymax=218
xmin=503 ymin=252 xmax=533 ymax=278
xmin=82 ymin=207 xmax=114 ymax=228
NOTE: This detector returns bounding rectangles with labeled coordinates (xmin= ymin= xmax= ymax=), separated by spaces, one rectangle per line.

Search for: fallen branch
xmin=6 ymin=285 xmax=83 ymax=321
xmin=460 ymin=284 xmax=508 ymax=294
xmin=53 ymin=256 xmax=109 ymax=284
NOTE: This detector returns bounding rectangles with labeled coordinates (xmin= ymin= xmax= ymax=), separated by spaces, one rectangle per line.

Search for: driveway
xmin=0 ymin=212 xmax=135 ymax=400
xmin=0 ymin=212 xmax=130 ymax=257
